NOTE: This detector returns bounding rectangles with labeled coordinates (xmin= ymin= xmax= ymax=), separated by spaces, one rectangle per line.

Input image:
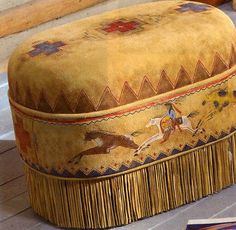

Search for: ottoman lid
xmin=8 ymin=1 xmax=236 ymax=114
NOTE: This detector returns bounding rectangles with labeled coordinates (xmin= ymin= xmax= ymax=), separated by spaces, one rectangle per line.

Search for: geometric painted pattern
xmin=13 ymin=47 xmax=236 ymax=113
xmin=28 ymin=41 xmax=66 ymax=57
xmin=101 ymin=19 xmax=141 ymax=33
xmin=176 ymin=3 xmax=211 ymax=13
xmin=22 ymin=126 xmax=236 ymax=178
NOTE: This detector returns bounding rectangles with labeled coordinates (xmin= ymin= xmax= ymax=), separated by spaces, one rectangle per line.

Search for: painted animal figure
xmin=134 ymin=112 xmax=202 ymax=155
xmin=68 ymin=131 xmax=139 ymax=164
xmin=202 ymin=88 xmax=236 ymax=113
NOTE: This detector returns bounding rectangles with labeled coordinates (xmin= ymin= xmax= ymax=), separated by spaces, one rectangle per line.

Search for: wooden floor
xmin=0 ymin=1 xmax=236 ymax=230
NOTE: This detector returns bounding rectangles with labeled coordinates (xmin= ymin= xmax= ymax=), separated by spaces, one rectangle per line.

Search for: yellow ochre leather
xmin=8 ymin=1 xmax=236 ymax=114
xmin=8 ymin=1 xmax=236 ymax=179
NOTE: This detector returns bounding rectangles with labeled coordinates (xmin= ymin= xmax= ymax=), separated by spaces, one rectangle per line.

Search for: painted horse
xmin=134 ymin=112 xmax=203 ymax=155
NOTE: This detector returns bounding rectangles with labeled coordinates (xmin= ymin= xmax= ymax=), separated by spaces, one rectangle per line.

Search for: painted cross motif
xmin=176 ymin=3 xmax=211 ymax=13
xmin=14 ymin=116 xmax=31 ymax=153
xmin=28 ymin=41 xmax=65 ymax=57
xmin=101 ymin=19 xmax=141 ymax=33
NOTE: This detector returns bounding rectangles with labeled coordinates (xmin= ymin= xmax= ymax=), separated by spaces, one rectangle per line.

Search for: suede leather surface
xmin=8 ymin=1 xmax=236 ymax=178
xmin=8 ymin=1 xmax=236 ymax=113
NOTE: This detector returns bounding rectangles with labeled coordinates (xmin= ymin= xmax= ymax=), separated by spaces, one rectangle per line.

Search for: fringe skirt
xmin=24 ymin=133 xmax=236 ymax=229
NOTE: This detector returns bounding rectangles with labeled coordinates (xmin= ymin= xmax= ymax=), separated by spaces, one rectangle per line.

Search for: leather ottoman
xmin=8 ymin=1 xmax=236 ymax=229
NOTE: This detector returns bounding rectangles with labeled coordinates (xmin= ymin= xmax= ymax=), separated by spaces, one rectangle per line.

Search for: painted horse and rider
xmin=161 ymin=102 xmax=182 ymax=134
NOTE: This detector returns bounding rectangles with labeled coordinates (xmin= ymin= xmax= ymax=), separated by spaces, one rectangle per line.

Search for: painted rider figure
xmin=162 ymin=103 xmax=182 ymax=132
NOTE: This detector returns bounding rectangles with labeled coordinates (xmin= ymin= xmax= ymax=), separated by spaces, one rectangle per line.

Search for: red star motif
xmin=102 ymin=19 xmax=140 ymax=33
xmin=14 ymin=116 xmax=31 ymax=154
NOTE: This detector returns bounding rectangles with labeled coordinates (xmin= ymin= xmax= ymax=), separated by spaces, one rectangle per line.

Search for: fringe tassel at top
xmin=25 ymin=134 xmax=236 ymax=229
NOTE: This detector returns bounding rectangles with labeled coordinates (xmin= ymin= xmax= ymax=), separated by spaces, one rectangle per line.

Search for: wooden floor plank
xmin=0 ymin=135 xmax=16 ymax=154
xmin=28 ymin=222 xmax=59 ymax=230
xmin=0 ymin=176 xmax=26 ymax=204
xmin=0 ymin=208 xmax=40 ymax=230
xmin=0 ymin=145 xmax=16 ymax=156
xmin=150 ymin=185 xmax=236 ymax=230
xmin=0 ymin=192 xmax=29 ymax=222
xmin=0 ymin=148 xmax=24 ymax=185
xmin=122 ymin=200 xmax=205 ymax=230
xmin=211 ymin=202 xmax=236 ymax=218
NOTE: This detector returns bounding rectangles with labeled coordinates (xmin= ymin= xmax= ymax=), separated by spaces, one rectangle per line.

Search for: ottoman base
xmin=24 ymin=133 xmax=236 ymax=229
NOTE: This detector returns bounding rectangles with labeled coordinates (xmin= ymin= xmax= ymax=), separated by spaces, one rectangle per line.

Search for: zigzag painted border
xmin=11 ymin=46 xmax=236 ymax=114
xmin=10 ymin=70 xmax=236 ymax=126
xmin=21 ymin=127 xmax=236 ymax=179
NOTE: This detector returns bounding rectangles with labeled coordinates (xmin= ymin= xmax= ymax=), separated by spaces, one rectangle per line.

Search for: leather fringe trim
xmin=24 ymin=134 xmax=236 ymax=229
